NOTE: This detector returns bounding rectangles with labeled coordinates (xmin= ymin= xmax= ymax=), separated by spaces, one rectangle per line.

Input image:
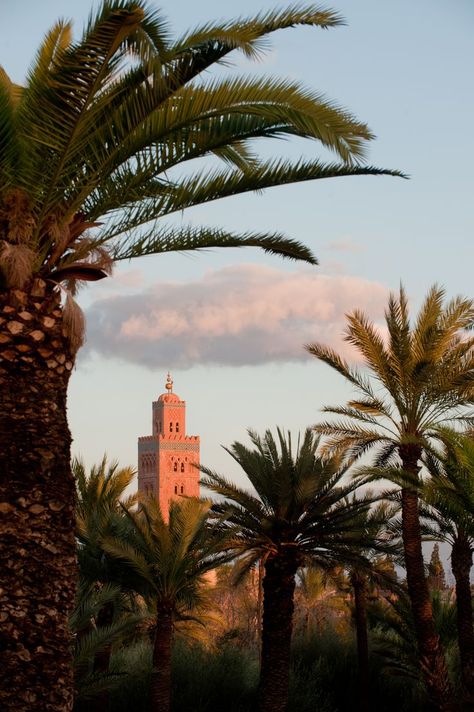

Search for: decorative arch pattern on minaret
xmin=137 ymin=374 xmax=200 ymax=515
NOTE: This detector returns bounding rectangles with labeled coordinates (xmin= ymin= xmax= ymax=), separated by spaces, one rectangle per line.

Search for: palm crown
xmin=201 ymin=428 xmax=383 ymax=572
xmin=103 ymin=496 xmax=228 ymax=612
xmin=0 ymin=1 xmax=401 ymax=298
xmin=423 ymin=432 xmax=474 ymax=545
xmin=307 ymin=285 xmax=474 ymax=467
xmin=74 ymin=456 xmax=136 ymax=586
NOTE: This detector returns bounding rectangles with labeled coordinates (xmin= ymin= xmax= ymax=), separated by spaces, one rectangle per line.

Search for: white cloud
xmin=83 ymin=264 xmax=388 ymax=369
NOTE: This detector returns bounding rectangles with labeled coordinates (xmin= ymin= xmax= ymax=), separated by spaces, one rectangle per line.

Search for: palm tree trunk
xmin=256 ymin=558 xmax=264 ymax=647
xmin=451 ymin=533 xmax=474 ymax=702
xmin=0 ymin=281 xmax=77 ymax=712
xmin=258 ymin=553 xmax=298 ymax=712
xmin=351 ymin=572 xmax=370 ymax=712
xmin=91 ymin=601 xmax=115 ymax=712
xmin=151 ymin=608 xmax=173 ymax=712
xmin=400 ymin=445 xmax=454 ymax=712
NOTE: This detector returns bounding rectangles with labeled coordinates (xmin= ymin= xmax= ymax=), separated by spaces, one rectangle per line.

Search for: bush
xmin=107 ymin=639 xmax=258 ymax=712
xmin=292 ymin=628 xmax=427 ymax=712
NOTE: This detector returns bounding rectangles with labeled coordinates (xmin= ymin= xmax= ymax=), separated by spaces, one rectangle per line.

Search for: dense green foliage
xmin=72 ymin=421 xmax=473 ymax=711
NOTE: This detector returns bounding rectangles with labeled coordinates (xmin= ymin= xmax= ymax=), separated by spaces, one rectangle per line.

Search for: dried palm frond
xmin=73 ymin=239 xmax=114 ymax=275
xmin=62 ymin=290 xmax=86 ymax=353
xmin=1 ymin=189 xmax=35 ymax=244
xmin=0 ymin=241 xmax=35 ymax=288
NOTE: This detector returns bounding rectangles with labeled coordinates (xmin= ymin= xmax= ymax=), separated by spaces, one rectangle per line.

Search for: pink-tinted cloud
xmin=84 ymin=264 xmax=388 ymax=369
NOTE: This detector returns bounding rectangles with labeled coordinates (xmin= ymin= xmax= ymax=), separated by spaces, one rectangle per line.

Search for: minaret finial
xmin=165 ymin=372 xmax=173 ymax=393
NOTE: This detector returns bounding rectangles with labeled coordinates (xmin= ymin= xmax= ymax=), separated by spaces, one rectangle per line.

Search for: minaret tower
xmin=137 ymin=374 xmax=200 ymax=514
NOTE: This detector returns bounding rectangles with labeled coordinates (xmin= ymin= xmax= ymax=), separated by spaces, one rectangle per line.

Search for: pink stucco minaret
xmin=137 ymin=373 xmax=200 ymax=513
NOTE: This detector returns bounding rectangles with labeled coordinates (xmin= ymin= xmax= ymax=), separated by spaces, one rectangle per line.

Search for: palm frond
xmin=112 ymin=224 xmax=316 ymax=264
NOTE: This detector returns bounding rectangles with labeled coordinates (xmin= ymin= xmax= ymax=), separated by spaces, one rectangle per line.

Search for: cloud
xmin=83 ymin=264 xmax=388 ymax=369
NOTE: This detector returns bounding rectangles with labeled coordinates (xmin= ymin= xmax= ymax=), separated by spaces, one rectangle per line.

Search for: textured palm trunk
xmin=351 ymin=572 xmax=370 ymax=712
xmin=451 ymin=533 xmax=474 ymax=702
xmin=258 ymin=553 xmax=298 ymax=712
xmin=151 ymin=608 xmax=173 ymax=712
xmin=399 ymin=445 xmax=454 ymax=712
xmin=90 ymin=600 xmax=115 ymax=712
xmin=0 ymin=281 xmax=77 ymax=711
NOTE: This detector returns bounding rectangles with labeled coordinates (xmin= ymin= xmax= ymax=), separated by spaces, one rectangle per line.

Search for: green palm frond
xmin=308 ymin=284 xmax=474 ymax=488
xmin=305 ymin=343 xmax=380 ymax=401
xmin=172 ymin=4 xmax=345 ymax=61
xmin=422 ymin=430 xmax=474 ymax=542
xmin=0 ymin=71 xmax=22 ymax=187
xmin=74 ymin=610 xmax=143 ymax=673
xmin=202 ymin=428 xmax=389 ymax=577
xmin=103 ymin=496 xmax=230 ymax=615
xmin=112 ymin=224 xmax=316 ymax=264
xmin=0 ymin=0 xmax=404 ymax=297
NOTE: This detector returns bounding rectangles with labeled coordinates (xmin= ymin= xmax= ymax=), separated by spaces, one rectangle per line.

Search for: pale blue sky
xmin=2 ymin=0 xmax=473 ymax=488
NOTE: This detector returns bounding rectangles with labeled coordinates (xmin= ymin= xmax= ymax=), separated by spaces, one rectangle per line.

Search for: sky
xmin=2 ymin=0 xmax=474 ymax=499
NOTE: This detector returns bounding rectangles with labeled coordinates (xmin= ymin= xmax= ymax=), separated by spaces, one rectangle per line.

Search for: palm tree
xmin=74 ymin=456 xmax=137 ymax=709
xmin=423 ymin=433 xmax=474 ymax=703
xmin=102 ymin=496 xmax=229 ymax=712
xmin=200 ymin=427 xmax=385 ymax=712
xmin=306 ymin=285 xmax=474 ymax=711
xmin=71 ymin=580 xmax=144 ymax=710
xmin=372 ymin=590 xmax=459 ymax=706
xmin=347 ymin=505 xmax=401 ymax=712
xmin=0 ymin=4 xmax=402 ymax=706
xmin=75 ymin=455 xmax=136 ymax=589
xmin=294 ymin=566 xmax=347 ymax=638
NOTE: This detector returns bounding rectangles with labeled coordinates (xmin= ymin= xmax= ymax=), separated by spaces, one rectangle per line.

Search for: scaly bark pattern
xmin=400 ymin=445 xmax=454 ymax=712
xmin=258 ymin=553 xmax=298 ymax=712
xmin=451 ymin=533 xmax=474 ymax=703
xmin=91 ymin=600 xmax=115 ymax=712
xmin=151 ymin=608 xmax=173 ymax=712
xmin=0 ymin=281 xmax=77 ymax=712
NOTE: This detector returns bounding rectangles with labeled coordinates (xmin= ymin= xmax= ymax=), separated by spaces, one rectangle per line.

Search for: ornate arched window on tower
xmin=180 ymin=462 xmax=185 ymax=473
xmin=176 ymin=422 xmax=180 ymax=433
xmin=173 ymin=462 xmax=178 ymax=472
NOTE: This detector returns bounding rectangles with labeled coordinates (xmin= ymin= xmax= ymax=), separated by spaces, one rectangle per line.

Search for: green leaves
xmin=1 ymin=0 xmax=403 ymax=289
xmin=103 ymin=497 xmax=230 ymax=614
xmin=202 ymin=427 xmax=385 ymax=572
xmin=172 ymin=4 xmax=345 ymax=61
xmin=308 ymin=285 xmax=474 ymax=476
xmin=112 ymin=224 xmax=317 ymax=264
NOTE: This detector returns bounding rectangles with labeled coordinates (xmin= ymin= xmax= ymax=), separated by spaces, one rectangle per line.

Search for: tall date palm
xmin=307 ymin=285 xmax=474 ymax=711
xmin=423 ymin=433 xmax=474 ymax=703
xmin=0 ymin=2 xmax=401 ymax=708
xmin=345 ymin=502 xmax=401 ymax=712
xmin=201 ymin=428 xmax=384 ymax=712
